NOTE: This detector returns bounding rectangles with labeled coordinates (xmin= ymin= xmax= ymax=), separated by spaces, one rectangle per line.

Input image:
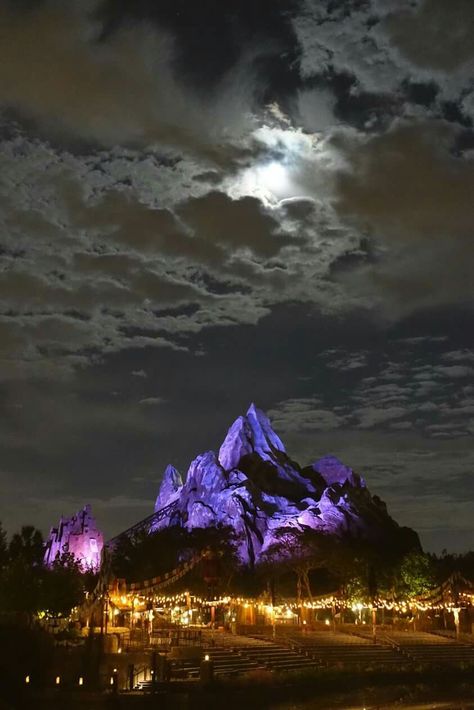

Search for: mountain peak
xmin=218 ymin=403 xmax=285 ymax=471
xmin=152 ymin=406 xmax=416 ymax=563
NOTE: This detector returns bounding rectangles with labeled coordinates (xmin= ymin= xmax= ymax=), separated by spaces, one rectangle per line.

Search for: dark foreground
xmin=3 ymin=669 xmax=474 ymax=710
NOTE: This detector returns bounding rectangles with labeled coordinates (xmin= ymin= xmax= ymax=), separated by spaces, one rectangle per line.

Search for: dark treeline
xmin=0 ymin=522 xmax=96 ymax=624
xmin=108 ymin=523 xmax=474 ymax=604
xmin=2 ymin=518 xmax=474 ymax=625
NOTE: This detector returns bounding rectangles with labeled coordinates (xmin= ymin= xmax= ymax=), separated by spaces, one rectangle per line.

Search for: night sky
xmin=0 ymin=0 xmax=473 ymax=553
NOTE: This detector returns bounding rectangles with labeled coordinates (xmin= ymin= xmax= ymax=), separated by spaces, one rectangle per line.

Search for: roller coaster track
xmin=105 ymin=500 xmax=179 ymax=549
xmin=94 ymin=501 xmax=179 ymax=593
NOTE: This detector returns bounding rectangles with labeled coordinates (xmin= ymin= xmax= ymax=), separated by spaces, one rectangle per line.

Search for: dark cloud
xmin=0 ymin=0 xmax=258 ymax=153
xmin=384 ymin=0 xmax=474 ymax=72
xmin=177 ymin=191 xmax=292 ymax=258
xmin=100 ymin=0 xmax=302 ymax=98
xmin=333 ymin=121 xmax=474 ymax=316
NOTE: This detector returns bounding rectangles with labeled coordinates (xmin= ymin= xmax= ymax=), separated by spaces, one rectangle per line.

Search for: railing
xmin=123 ymin=626 xmax=202 ymax=651
xmin=105 ymin=501 xmax=179 ymax=549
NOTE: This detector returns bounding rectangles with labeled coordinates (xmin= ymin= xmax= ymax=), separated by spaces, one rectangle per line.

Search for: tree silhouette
xmin=9 ymin=525 xmax=44 ymax=566
xmin=261 ymin=527 xmax=337 ymax=604
xmin=40 ymin=553 xmax=85 ymax=617
xmin=0 ymin=521 xmax=7 ymax=569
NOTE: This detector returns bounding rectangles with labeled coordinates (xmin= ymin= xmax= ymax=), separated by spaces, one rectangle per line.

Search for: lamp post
xmin=453 ymin=607 xmax=460 ymax=641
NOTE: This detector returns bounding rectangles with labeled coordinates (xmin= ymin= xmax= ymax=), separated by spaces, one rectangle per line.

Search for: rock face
xmin=153 ymin=404 xmax=418 ymax=565
xmin=44 ymin=505 xmax=104 ymax=571
xmin=218 ymin=402 xmax=286 ymax=470
xmin=154 ymin=464 xmax=183 ymax=511
xmin=312 ymin=455 xmax=365 ymax=488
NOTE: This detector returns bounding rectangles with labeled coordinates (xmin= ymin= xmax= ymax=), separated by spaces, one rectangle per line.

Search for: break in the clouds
xmin=0 ymin=0 xmax=473 ymax=553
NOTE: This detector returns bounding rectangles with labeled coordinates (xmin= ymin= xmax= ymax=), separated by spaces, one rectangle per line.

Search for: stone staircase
xmin=135 ymin=628 xmax=474 ymax=687
xmin=230 ymin=643 xmax=319 ymax=672
xmin=385 ymin=631 xmax=474 ymax=667
xmin=282 ymin=630 xmax=407 ymax=669
xmin=204 ymin=647 xmax=262 ymax=676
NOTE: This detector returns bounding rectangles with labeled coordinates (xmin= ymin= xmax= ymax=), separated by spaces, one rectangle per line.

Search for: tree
xmin=111 ymin=524 xmax=240 ymax=598
xmin=9 ymin=525 xmax=44 ymax=566
xmin=396 ymin=551 xmax=435 ymax=599
xmin=40 ymin=553 xmax=85 ymax=617
xmin=187 ymin=525 xmax=240 ymax=595
xmin=0 ymin=557 xmax=42 ymax=623
xmin=0 ymin=521 xmax=7 ymax=569
xmin=261 ymin=527 xmax=336 ymax=604
xmin=0 ymin=525 xmax=44 ymax=624
xmin=111 ymin=525 xmax=188 ymax=582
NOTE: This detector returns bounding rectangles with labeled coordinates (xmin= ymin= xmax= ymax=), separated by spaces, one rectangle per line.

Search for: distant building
xmin=44 ymin=504 xmax=104 ymax=571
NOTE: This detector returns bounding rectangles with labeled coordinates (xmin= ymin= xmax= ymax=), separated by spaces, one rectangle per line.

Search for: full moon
xmin=256 ymin=161 xmax=289 ymax=195
xmin=234 ymin=160 xmax=296 ymax=204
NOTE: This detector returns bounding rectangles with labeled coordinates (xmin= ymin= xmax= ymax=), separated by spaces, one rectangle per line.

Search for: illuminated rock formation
xmin=153 ymin=404 xmax=418 ymax=564
xmin=312 ymin=454 xmax=365 ymax=488
xmin=44 ymin=504 xmax=104 ymax=571
xmin=218 ymin=402 xmax=286 ymax=470
xmin=154 ymin=464 xmax=183 ymax=511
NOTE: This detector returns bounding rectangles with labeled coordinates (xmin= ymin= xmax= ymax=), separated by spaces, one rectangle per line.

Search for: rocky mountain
xmin=153 ymin=404 xmax=419 ymax=564
xmin=44 ymin=504 xmax=104 ymax=571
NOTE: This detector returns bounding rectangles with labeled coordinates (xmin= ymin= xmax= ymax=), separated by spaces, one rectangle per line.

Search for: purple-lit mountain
xmin=153 ymin=404 xmax=419 ymax=564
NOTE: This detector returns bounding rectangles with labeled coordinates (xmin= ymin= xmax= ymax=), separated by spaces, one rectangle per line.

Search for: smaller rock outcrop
xmin=312 ymin=455 xmax=365 ymax=488
xmin=44 ymin=505 xmax=104 ymax=571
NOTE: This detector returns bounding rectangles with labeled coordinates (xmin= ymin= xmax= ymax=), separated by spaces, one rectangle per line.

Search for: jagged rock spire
xmin=218 ymin=402 xmax=286 ymax=471
xmin=44 ymin=505 xmax=103 ymax=571
xmin=155 ymin=464 xmax=183 ymax=512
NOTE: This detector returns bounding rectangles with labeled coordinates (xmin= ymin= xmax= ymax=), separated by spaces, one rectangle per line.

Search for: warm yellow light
xmin=25 ymin=675 xmax=30 ymax=684
xmin=78 ymin=677 xmax=84 ymax=686
xmin=55 ymin=676 xmax=61 ymax=686
xmin=204 ymin=654 xmax=210 ymax=662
